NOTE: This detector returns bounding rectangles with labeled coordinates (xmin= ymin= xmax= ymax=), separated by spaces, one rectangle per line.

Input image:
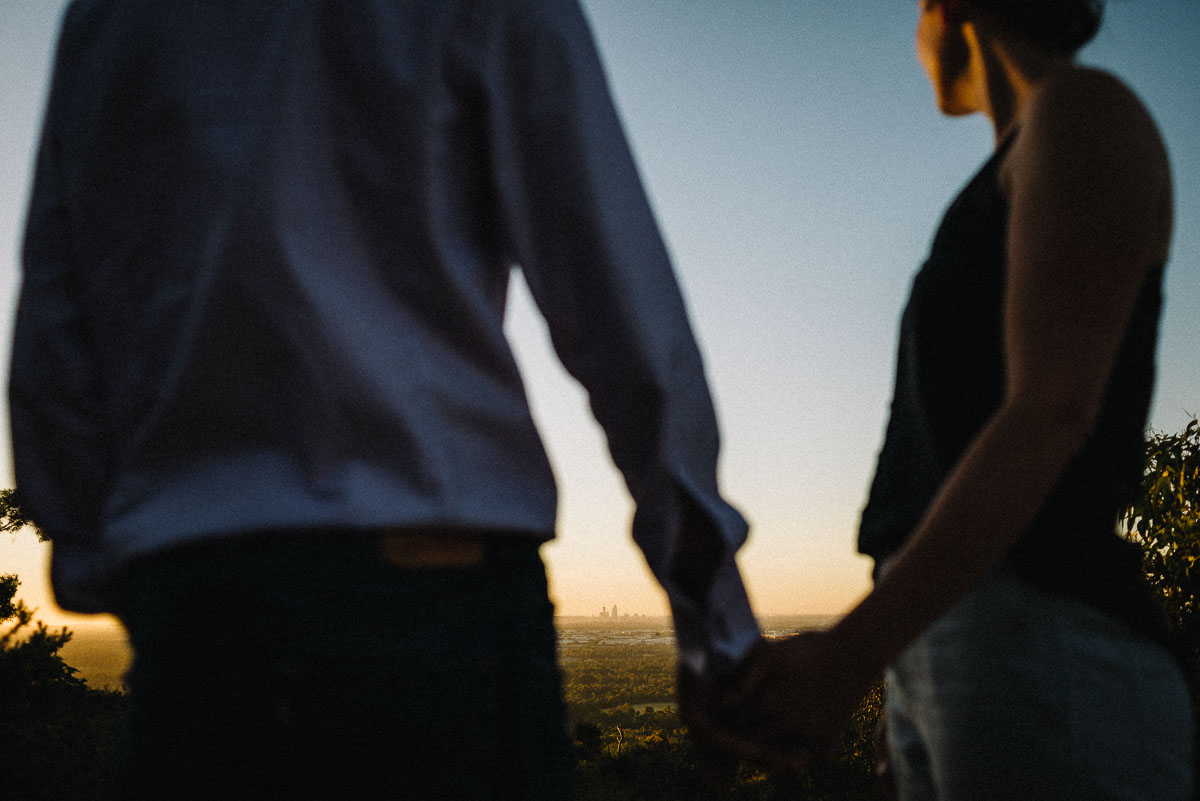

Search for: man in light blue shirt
xmin=11 ymin=0 xmax=760 ymax=797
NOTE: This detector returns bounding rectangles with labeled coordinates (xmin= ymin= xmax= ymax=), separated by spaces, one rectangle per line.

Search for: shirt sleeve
xmin=483 ymin=0 xmax=760 ymax=676
xmin=9 ymin=29 xmax=110 ymax=550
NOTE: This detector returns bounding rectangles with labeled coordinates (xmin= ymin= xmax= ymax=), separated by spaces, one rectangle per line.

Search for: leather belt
xmin=378 ymin=528 xmax=487 ymax=569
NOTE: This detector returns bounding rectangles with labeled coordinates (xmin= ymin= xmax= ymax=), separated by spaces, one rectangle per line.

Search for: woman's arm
xmin=833 ymin=68 xmax=1172 ymax=678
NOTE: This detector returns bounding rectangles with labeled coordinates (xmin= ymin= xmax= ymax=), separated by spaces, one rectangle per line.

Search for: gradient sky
xmin=2 ymin=1 xmax=1198 ymax=627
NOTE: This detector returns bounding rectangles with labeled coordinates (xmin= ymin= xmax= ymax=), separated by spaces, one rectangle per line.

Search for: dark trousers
xmin=114 ymin=530 xmax=577 ymax=801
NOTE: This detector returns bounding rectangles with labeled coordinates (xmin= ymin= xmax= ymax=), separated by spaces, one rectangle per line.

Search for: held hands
xmin=679 ymin=631 xmax=879 ymax=783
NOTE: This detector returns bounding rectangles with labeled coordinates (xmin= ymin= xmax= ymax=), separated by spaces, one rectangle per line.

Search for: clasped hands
xmin=679 ymin=630 xmax=878 ymax=781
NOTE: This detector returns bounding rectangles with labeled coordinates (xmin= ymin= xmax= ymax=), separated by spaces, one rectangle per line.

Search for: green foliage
xmin=1 ymin=572 xmax=19 ymax=620
xmin=1122 ymin=417 xmax=1200 ymax=656
xmin=1120 ymin=416 xmax=1200 ymax=777
xmin=0 ymin=486 xmax=45 ymax=540
xmin=562 ymin=637 xmax=678 ymax=724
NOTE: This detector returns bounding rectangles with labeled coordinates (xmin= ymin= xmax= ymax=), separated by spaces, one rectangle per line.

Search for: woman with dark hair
xmin=690 ymin=1 xmax=1194 ymax=798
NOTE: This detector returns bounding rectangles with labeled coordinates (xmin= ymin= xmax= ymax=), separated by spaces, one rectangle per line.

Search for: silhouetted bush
xmin=1 ymin=575 xmax=127 ymax=801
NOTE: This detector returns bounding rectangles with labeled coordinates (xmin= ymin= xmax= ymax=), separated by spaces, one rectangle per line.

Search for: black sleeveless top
xmin=858 ymin=135 xmax=1167 ymax=637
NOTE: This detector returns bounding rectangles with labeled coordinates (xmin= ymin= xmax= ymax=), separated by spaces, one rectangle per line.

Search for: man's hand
xmin=679 ymin=631 xmax=878 ymax=778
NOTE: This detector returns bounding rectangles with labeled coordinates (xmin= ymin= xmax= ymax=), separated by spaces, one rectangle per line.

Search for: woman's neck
xmin=961 ymin=23 xmax=1074 ymax=144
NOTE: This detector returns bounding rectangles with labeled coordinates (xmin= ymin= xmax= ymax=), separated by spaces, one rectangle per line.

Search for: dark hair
xmin=966 ymin=0 xmax=1104 ymax=54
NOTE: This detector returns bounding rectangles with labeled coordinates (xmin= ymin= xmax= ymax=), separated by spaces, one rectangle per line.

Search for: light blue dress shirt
xmin=10 ymin=0 xmax=759 ymax=675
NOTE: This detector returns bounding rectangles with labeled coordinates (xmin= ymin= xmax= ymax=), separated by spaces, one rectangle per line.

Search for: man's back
xmin=19 ymin=1 xmax=558 ymax=588
xmin=15 ymin=0 xmax=756 ymax=672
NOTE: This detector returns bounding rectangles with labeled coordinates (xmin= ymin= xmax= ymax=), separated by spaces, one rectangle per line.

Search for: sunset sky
xmin=2 ymin=1 xmax=1198 ymax=628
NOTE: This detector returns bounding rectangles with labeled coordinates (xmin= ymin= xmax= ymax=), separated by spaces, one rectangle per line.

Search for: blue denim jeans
xmin=114 ymin=530 xmax=576 ymax=801
xmin=884 ymin=567 xmax=1193 ymax=801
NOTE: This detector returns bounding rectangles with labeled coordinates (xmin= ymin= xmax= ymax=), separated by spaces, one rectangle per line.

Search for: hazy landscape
xmin=61 ymin=614 xmax=838 ymax=693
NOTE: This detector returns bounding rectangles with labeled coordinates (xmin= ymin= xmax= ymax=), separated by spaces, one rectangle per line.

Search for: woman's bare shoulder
xmin=1018 ymin=66 xmax=1168 ymax=169
xmin=1005 ymin=65 xmax=1173 ymax=267
xmin=1007 ymin=66 xmax=1170 ymax=208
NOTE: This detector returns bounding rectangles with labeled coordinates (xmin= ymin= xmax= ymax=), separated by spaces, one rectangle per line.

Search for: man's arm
xmin=9 ymin=21 xmax=110 ymax=549
xmin=483 ymin=0 xmax=759 ymax=677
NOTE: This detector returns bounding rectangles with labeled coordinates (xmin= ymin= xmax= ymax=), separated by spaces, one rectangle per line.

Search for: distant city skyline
xmin=2 ymin=2 xmax=1198 ymax=627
